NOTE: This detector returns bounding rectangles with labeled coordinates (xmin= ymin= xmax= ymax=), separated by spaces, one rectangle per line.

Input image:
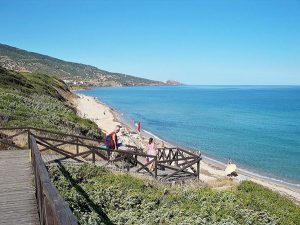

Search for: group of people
xmin=105 ymin=125 xmax=157 ymax=171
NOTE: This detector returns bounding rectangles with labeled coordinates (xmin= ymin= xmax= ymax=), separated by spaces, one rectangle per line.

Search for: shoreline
xmin=73 ymin=92 xmax=300 ymax=205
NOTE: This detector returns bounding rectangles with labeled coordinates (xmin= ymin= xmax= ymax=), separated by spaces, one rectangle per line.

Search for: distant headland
xmin=0 ymin=43 xmax=181 ymax=89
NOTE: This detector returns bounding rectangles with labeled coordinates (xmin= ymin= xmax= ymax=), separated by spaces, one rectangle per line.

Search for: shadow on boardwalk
xmin=57 ymin=162 xmax=114 ymax=225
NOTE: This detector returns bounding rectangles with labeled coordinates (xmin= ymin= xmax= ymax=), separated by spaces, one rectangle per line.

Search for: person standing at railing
xmin=146 ymin=137 xmax=156 ymax=172
xmin=105 ymin=125 xmax=122 ymax=160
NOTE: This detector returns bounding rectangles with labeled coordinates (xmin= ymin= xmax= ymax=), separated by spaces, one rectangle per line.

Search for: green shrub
xmin=0 ymin=66 xmax=101 ymax=138
xmin=49 ymin=164 xmax=300 ymax=225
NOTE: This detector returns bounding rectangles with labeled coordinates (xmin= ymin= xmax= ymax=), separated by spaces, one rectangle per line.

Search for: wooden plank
xmin=0 ymin=138 xmax=24 ymax=149
xmin=29 ymin=136 xmax=78 ymax=225
xmin=162 ymin=158 xmax=200 ymax=180
xmin=158 ymin=156 xmax=196 ymax=164
xmin=77 ymin=140 xmax=109 ymax=161
xmin=40 ymin=139 xmax=73 ymax=152
xmin=35 ymin=139 xmax=84 ymax=163
xmin=135 ymin=158 xmax=156 ymax=177
xmin=36 ymin=138 xmax=75 ymax=156
xmin=0 ymin=130 xmax=27 ymax=142
xmin=157 ymin=162 xmax=198 ymax=177
xmin=45 ymin=150 xmax=90 ymax=164
xmin=0 ymin=149 xmax=39 ymax=225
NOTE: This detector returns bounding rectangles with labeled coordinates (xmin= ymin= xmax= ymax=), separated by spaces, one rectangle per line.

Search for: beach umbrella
xmin=138 ymin=121 xmax=141 ymax=133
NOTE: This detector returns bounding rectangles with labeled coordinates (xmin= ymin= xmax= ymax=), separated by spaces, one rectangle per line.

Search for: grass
xmin=0 ymin=66 xmax=101 ymax=138
xmin=49 ymin=163 xmax=300 ymax=225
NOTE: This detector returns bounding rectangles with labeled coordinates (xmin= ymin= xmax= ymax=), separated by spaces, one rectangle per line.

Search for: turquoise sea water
xmin=76 ymin=86 xmax=300 ymax=185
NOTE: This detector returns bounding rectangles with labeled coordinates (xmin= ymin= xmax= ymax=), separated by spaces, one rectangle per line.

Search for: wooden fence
xmin=157 ymin=147 xmax=201 ymax=180
xmin=0 ymin=127 xmax=78 ymax=225
xmin=0 ymin=127 xmax=202 ymax=224
xmin=0 ymin=127 xmax=201 ymax=181
xmin=30 ymin=134 xmax=78 ymax=225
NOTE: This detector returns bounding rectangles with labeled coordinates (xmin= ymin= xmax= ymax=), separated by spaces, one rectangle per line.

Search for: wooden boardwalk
xmin=0 ymin=127 xmax=201 ymax=225
xmin=0 ymin=150 xmax=39 ymax=225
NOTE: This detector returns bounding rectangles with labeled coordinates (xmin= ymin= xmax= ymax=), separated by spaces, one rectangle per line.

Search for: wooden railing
xmin=0 ymin=127 xmax=158 ymax=177
xmin=157 ymin=147 xmax=201 ymax=180
xmin=0 ymin=127 xmax=202 ymax=223
xmin=33 ymin=133 xmax=158 ymax=177
xmin=30 ymin=134 xmax=78 ymax=225
xmin=0 ymin=127 xmax=201 ymax=179
xmin=0 ymin=127 xmax=78 ymax=225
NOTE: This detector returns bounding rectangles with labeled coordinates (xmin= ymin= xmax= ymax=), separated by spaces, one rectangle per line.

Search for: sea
xmin=76 ymin=85 xmax=300 ymax=187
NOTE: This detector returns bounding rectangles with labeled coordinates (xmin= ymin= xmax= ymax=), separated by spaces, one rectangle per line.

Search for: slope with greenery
xmin=0 ymin=66 xmax=100 ymax=137
xmin=49 ymin=163 xmax=300 ymax=225
xmin=0 ymin=43 xmax=165 ymax=87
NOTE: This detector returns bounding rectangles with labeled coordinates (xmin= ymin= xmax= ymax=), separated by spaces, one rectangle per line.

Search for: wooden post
xmin=44 ymin=197 xmax=54 ymax=225
xmin=175 ymin=149 xmax=179 ymax=167
xmin=197 ymin=160 xmax=200 ymax=180
xmin=92 ymin=151 xmax=95 ymax=164
xmin=154 ymin=157 xmax=157 ymax=179
xmin=108 ymin=149 xmax=111 ymax=161
xmin=126 ymin=154 xmax=130 ymax=172
xmin=134 ymin=149 xmax=138 ymax=166
xmin=76 ymin=137 xmax=79 ymax=154
xmin=28 ymin=130 xmax=31 ymax=161
xmin=28 ymin=129 xmax=31 ymax=149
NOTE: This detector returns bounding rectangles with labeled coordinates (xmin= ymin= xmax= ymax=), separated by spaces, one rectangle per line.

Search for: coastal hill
xmin=0 ymin=66 xmax=100 ymax=137
xmin=0 ymin=43 xmax=165 ymax=87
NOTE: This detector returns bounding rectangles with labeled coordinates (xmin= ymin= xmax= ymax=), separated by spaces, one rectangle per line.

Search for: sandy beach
xmin=74 ymin=93 xmax=300 ymax=205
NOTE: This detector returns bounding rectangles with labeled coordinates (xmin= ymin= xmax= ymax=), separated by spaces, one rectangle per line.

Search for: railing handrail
xmin=33 ymin=134 xmax=157 ymax=159
xmin=1 ymin=126 xmax=201 ymax=177
xmin=0 ymin=126 xmax=201 ymax=159
xmin=0 ymin=126 xmax=101 ymax=142
xmin=0 ymin=126 xmax=202 ymax=224
xmin=30 ymin=134 xmax=78 ymax=225
xmin=157 ymin=147 xmax=201 ymax=158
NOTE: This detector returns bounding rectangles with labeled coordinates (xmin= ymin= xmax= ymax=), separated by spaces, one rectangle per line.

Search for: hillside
xmin=0 ymin=43 xmax=165 ymax=87
xmin=0 ymin=66 xmax=100 ymax=137
xmin=49 ymin=163 xmax=300 ymax=225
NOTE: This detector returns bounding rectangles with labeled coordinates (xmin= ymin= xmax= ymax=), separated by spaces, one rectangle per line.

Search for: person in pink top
xmin=146 ymin=137 xmax=156 ymax=172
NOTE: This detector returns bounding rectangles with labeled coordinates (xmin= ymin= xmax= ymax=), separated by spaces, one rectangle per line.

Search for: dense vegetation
xmin=0 ymin=66 xmax=100 ymax=137
xmin=0 ymin=43 xmax=164 ymax=87
xmin=49 ymin=163 xmax=300 ymax=225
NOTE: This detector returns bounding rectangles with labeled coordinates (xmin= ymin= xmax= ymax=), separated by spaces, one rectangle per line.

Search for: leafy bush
xmin=49 ymin=164 xmax=300 ymax=225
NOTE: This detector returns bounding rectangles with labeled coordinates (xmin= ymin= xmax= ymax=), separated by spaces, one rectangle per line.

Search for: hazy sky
xmin=1 ymin=0 xmax=300 ymax=84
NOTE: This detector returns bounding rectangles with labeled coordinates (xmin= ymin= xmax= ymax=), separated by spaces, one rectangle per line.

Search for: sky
xmin=0 ymin=0 xmax=300 ymax=85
